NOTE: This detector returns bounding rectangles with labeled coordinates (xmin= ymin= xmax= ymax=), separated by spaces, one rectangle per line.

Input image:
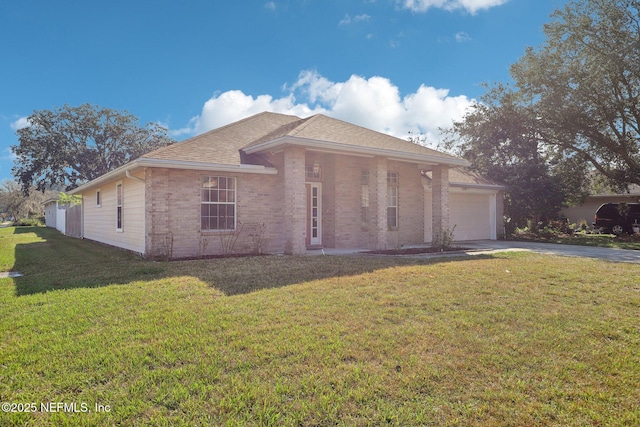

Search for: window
xmin=387 ymin=172 xmax=398 ymax=228
xmin=116 ymin=183 xmax=123 ymax=231
xmin=201 ymin=176 xmax=236 ymax=230
xmin=361 ymin=170 xmax=369 ymax=226
xmin=96 ymin=189 xmax=101 ymax=207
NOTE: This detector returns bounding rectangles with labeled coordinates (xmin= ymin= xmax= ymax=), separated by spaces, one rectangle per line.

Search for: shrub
xmin=432 ymin=225 xmax=457 ymax=251
xmin=14 ymin=217 xmax=44 ymax=227
xmin=511 ymin=218 xmax=573 ymax=240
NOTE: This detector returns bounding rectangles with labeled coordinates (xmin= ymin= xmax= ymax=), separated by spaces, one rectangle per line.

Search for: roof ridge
xmin=287 ymin=114 xmax=319 ymax=137
xmin=240 ymin=115 xmax=311 ymax=149
xmin=301 ymin=114 xmax=460 ymax=160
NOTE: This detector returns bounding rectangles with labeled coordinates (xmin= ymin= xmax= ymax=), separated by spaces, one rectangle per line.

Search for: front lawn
xmin=1 ymin=227 xmax=639 ymax=426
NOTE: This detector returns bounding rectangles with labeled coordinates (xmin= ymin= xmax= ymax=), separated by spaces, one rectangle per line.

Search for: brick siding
xmin=145 ymin=167 xmax=286 ymax=259
xmin=144 ymin=152 xmax=437 ymax=258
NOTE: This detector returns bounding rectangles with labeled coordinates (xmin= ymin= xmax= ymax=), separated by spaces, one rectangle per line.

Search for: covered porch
xmin=278 ymin=145 xmax=454 ymax=255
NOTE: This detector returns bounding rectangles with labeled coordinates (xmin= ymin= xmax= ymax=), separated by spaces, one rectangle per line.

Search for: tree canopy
xmin=447 ymin=85 xmax=589 ymax=232
xmin=448 ymin=0 xmax=640 ymax=229
xmin=0 ymin=180 xmax=53 ymax=222
xmin=511 ymin=0 xmax=640 ymax=187
xmin=12 ymin=104 xmax=175 ymax=193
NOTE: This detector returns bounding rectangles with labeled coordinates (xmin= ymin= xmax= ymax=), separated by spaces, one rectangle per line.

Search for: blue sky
xmin=0 ymin=0 xmax=567 ymax=184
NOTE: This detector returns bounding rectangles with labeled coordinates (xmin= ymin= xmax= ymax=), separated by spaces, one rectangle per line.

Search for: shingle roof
xmin=141 ymin=112 xmax=300 ymax=165
xmin=423 ymin=167 xmax=504 ymax=188
xmin=244 ymin=114 xmax=461 ymax=160
xmin=142 ymin=112 xmax=464 ymax=166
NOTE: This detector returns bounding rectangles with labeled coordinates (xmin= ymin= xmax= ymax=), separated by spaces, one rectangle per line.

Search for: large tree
xmin=12 ymin=104 xmax=175 ymax=193
xmin=510 ymin=0 xmax=640 ymax=187
xmin=448 ymin=0 xmax=640 ymax=229
xmin=447 ymin=85 xmax=589 ymax=232
xmin=0 ymin=180 xmax=53 ymax=222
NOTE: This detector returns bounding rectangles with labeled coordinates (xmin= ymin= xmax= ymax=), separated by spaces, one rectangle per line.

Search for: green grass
xmin=511 ymin=231 xmax=640 ymax=250
xmin=1 ymin=227 xmax=639 ymax=426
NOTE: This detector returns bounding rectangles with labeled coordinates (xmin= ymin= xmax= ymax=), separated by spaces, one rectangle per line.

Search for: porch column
xmin=431 ymin=165 xmax=450 ymax=245
xmin=374 ymin=157 xmax=388 ymax=250
xmin=284 ymin=145 xmax=307 ymax=255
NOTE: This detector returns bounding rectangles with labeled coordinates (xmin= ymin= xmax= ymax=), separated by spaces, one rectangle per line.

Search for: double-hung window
xmin=116 ymin=183 xmax=123 ymax=231
xmin=201 ymin=176 xmax=236 ymax=230
xmin=387 ymin=172 xmax=398 ymax=228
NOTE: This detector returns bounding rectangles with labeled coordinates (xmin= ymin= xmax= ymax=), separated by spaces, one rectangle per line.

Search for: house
xmin=561 ymin=185 xmax=640 ymax=227
xmin=69 ymin=112 xmax=504 ymax=258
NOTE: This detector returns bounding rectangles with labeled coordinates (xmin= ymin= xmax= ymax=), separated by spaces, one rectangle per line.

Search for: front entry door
xmin=306 ymin=183 xmax=322 ymax=246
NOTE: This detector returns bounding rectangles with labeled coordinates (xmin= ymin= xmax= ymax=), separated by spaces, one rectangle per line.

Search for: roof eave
xmin=588 ymin=193 xmax=640 ymax=198
xmin=69 ymin=162 xmax=134 ymax=195
xmin=450 ymin=182 xmax=507 ymax=191
xmin=243 ymin=136 xmax=470 ymax=167
xmin=69 ymin=158 xmax=278 ymax=195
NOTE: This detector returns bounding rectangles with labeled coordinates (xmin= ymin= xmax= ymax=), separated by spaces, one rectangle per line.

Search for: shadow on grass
xmin=10 ymin=227 xmax=155 ymax=296
xmin=9 ymin=227 xmax=497 ymax=297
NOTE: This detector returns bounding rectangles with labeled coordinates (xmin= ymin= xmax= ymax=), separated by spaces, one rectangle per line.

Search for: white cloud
xmin=339 ymin=13 xmax=372 ymax=25
xmin=10 ymin=116 xmax=30 ymax=131
xmin=399 ymin=0 xmax=508 ymax=14
xmin=264 ymin=1 xmax=276 ymax=11
xmin=188 ymin=89 xmax=325 ymax=136
xmin=454 ymin=31 xmax=471 ymax=42
xmin=182 ymin=70 xmax=473 ymax=146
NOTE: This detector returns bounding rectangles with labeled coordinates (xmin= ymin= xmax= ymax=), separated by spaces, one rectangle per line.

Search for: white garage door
xmin=449 ymin=193 xmax=492 ymax=241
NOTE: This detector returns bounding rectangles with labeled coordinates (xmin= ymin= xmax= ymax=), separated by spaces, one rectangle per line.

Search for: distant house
xmin=561 ymin=186 xmax=640 ymax=227
xmin=69 ymin=112 xmax=504 ymax=258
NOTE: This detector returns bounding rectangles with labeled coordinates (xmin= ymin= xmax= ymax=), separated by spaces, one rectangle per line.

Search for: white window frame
xmin=387 ymin=172 xmax=398 ymax=229
xmin=201 ymin=176 xmax=237 ymax=231
xmin=96 ymin=189 xmax=101 ymax=208
xmin=116 ymin=182 xmax=123 ymax=232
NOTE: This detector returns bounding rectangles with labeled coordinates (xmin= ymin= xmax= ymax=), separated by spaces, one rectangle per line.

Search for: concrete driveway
xmin=462 ymin=240 xmax=640 ymax=264
xmin=313 ymin=240 xmax=640 ymax=264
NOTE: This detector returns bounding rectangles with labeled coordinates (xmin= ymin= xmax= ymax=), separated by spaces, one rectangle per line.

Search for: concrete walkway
xmin=0 ymin=271 xmax=23 ymax=278
xmin=308 ymin=240 xmax=640 ymax=264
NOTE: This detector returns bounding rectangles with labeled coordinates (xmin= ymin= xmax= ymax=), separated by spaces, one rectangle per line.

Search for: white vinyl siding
xmin=82 ymin=175 xmax=145 ymax=253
